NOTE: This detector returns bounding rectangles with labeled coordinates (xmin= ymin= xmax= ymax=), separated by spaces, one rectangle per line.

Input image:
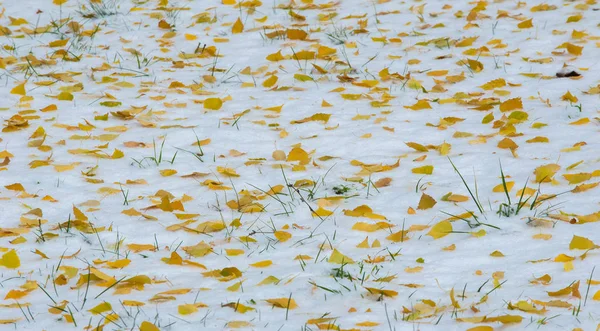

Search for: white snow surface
xmin=0 ymin=0 xmax=600 ymax=330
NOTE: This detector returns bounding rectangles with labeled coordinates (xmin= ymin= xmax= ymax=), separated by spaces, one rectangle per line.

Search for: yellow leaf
xmin=364 ymin=287 xmax=398 ymax=298
xmin=257 ymin=275 xmax=279 ymax=286
xmin=480 ymin=78 xmax=506 ymax=90
xmin=263 ymin=75 xmax=278 ymax=88
xmin=518 ymin=18 xmax=533 ymax=29
xmin=49 ymin=39 xmax=69 ymax=47
xmin=140 ymin=321 xmax=160 ymax=331
xmin=554 ymin=254 xmax=575 ymax=262
xmin=5 ymin=183 xmax=25 ymax=191
xmin=0 ymin=250 xmax=20 ymax=269
xmin=482 ymin=112 xmax=494 ymax=124
xmin=490 ymin=250 xmax=505 ymax=257
xmin=329 ymin=249 xmax=354 ymax=264
xmin=158 ymin=19 xmax=172 ymax=29
xmin=127 ymin=244 xmax=155 ymax=252
xmin=106 ymin=259 xmax=130 ymax=269
xmin=566 ymin=14 xmax=582 ymax=23
xmin=427 ymin=221 xmax=451 ymax=239
xmin=204 ymin=98 xmax=223 ymax=110
xmin=497 ymin=138 xmax=518 ymax=150
xmin=593 ymin=290 xmax=600 ymax=301
xmin=274 ymin=231 xmax=291 ymax=242
xmin=563 ymin=173 xmax=591 ymax=185
xmin=356 ymin=237 xmax=370 ymax=248
xmin=417 ymin=193 xmax=436 ymax=210
xmin=291 ymin=113 xmax=331 ymax=124
xmin=344 ymin=205 xmax=386 ymax=219
xmin=287 ymin=147 xmax=310 ymax=165
xmin=485 ymin=315 xmax=523 ymax=324
xmin=100 ymin=101 xmax=121 ymax=107
xmin=565 ymin=43 xmax=583 ymax=56
xmin=493 ymin=181 xmax=514 ymax=193
xmin=266 ymin=50 xmax=284 ymax=61
xmin=534 ymin=164 xmax=560 ymax=183
xmin=455 ymin=36 xmax=478 ymax=47
xmin=286 ymin=29 xmax=307 ymax=40
xmin=404 ymin=100 xmax=432 ymax=110
xmin=570 ymin=118 xmax=589 ymax=125
xmin=232 ymin=17 xmax=244 ymax=34
xmin=265 ymin=298 xmax=298 ymax=309
xmin=532 ymin=233 xmax=552 ymax=240
xmin=250 ymin=260 xmax=272 ymax=268
xmin=526 ymin=136 xmax=549 ymax=143
xmin=561 ymin=91 xmax=578 ymax=103
xmin=10 ymin=82 xmax=26 ymax=96
xmin=467 ymin=58 xmax=484 ymax=72
xmin=89 ymin=302 xmax=112 ymax=315
xmin=386 ymin=230 xmax=409 ymax=242
xmin=439 ymin=142 xmax=451 ymax=156
xmin=447 ymin=194 xmax=469 ymax=202
xmin=466 ymin=327 xmax=494 ymax=331
xmin=508 ymin=111 xmax=528 ymax=123
xmin=227 ymin=321 xmax=253 ymax=328
xmin=178 ymin=304 xmax=198 ymax=315
xmin=159 ymin=169 xmax=177 ymax=177
xmin=294 ymin=73 xmax=313 ymax=82
xmin=312 ymin=207 xmax=333 ymax=217
xmin=352 ymin=222 xmax=393 ymax=232
xmin=405 ymin=142 xmax=428 ymax=152
xmin=499 ymin=97 xmax=523 ymax=112
xmin=572 ymin=182 xmax=599 ymax=193
xmin=569 ymin=235 xmax=596 ymax=250
xmin=4 ymin=289 xmax=28 ymax=300
xmin=412 ymin=165 xmax=433 ymax=175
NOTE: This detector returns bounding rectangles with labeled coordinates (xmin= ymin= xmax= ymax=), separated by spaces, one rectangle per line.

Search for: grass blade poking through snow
xmin=449 ymin=158 xmax=484 ymax=215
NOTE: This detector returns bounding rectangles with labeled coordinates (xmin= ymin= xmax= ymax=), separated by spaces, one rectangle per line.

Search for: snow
xmin=0 ymin=0 xmax=599 ymax=330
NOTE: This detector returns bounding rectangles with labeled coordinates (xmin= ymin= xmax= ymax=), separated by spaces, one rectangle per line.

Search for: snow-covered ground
xmin=1 ymin=0 xmax=600 ymax=330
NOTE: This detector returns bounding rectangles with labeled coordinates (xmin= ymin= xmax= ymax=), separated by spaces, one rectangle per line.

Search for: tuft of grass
xmin=497 ymin=162 xmax=533 ymax=217
xmin=131 ymin=137 xmax=178 ymax=168
xmin=326 ymin=19 xmax=349 ymax=45
xmin=77 ymin=0 xmax=121 ymax=19
xmin=448 ymin=157 xmax=485 ymax=215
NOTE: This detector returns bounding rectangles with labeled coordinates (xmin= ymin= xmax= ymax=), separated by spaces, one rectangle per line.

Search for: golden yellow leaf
xmin=364 ymin=287 xmax=398 ymax=298
xmin=499 ymin=97 xmax=523 ymax=112
xmin=287 ymin=147 xmax=310 ymax=165
xmin=204 ymin=98 xmax=223 ymax=110
xmin=250 ymin=260 xmax=272 ymax=268
xmin=263 ymin=75 xmax=278 ymax=88
xmin=417 ymin=193 xmax=436 ymax=210
xmin=232 ymin=17 xmax=244 ymax=34
xmin=287 ymin=29 xmax=307 ymax=40
xmin=329 ymin=249 xmax=354 ymax=264
xmin=89 ymin=302 xmax=112 ymax=315
xmin=561 ymin=91 xmax=578 ymax=103
xmin=0 ymin=250 xmax=20 ymax=269
xmin=159 ymin=169 xmax=177 ymax=177
xmin=266 ymin=50 xmax=284 ymax=61
xmin=518 ymin=18 xmax=533 ymax=29
xmin=405 ymin=142 xmax=428 ymax=152
xmin=404 ymin=100 xmax=432 ymax=110
xmin=4 ymin=289 xmax=28 ymax=300
xmin=534 ymin=164 xmax=560 ymax=183
xmin=427 ymin=221 xmax=451 ymax=239
xmin=569 ymin=235 xmax=596 ymax=250
xmin=412 ymin=165 xmax=433 ymax=175
xmin=265 ymin=298 xmax=298 ymax=309
xmin=140 ymin=321 xmax=160 ymax=331
xmin=10 ymin=82 xmax=26 ymax=96
xmin=274 ymin=231 xmax=291 ymax=242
